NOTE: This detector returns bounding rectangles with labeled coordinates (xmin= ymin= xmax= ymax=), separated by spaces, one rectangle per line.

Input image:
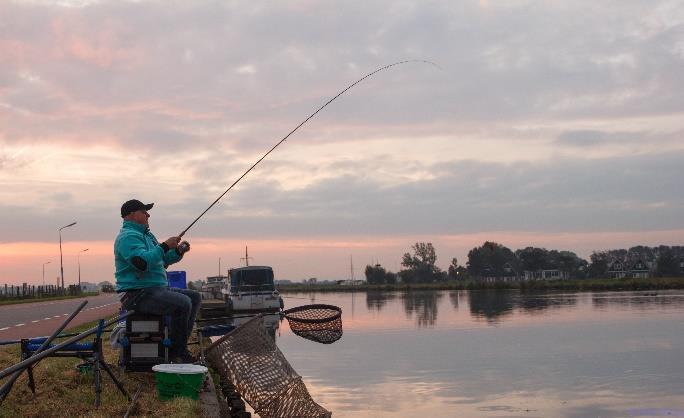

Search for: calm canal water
xmin=273 ymin=290 xmax=684 ymax=417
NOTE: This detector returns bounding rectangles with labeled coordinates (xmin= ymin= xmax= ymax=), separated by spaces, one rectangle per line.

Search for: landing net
xmin=206 ymin=315 xmax=331 ymax=418
xmin=283 ymin=304 xmax=343 ymax=344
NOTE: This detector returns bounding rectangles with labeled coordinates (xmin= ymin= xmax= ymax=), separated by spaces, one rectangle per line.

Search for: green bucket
xmin=152 ymin=364 xmax=208 ymax=400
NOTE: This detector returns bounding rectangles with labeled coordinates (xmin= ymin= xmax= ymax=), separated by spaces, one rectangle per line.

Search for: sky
xmin=1 ymin=0 xmax=683 ymax=285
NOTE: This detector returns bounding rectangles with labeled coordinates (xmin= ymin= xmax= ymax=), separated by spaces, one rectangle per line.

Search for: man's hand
xmin=177 ymin=241 xmax=191 ymax=255
xmin=163 ymin=236 xmax=181 ymax=249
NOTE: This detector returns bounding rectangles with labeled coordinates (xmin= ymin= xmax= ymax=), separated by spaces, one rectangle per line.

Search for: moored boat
xmin=200 ymin=275 xmax=226 ymax=300
xmin=221 ymin=265 xmax=284 ymax=313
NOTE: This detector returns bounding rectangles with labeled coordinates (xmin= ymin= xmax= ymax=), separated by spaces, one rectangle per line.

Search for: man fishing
xmin=114 ymin=199 xmax=201 ymax=363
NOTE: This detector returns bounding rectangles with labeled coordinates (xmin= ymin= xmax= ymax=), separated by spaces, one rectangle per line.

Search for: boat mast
xmin=241 ymin=246 xmax=253 ymax=267
xmin=350 ymin=255 xmax=355 ymax=281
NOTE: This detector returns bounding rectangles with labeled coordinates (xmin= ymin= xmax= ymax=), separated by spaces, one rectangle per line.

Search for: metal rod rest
xmin=0 ymin=311 xmax=133 ymax=381
xmin=0 ymin=300 xmax=88 ymax=401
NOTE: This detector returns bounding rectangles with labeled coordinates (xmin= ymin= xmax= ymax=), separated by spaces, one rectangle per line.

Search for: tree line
xmin=365 ymin=242 xmax=684 ymax=284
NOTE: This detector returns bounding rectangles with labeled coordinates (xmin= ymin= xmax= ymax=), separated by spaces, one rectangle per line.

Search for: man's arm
xmin=163 ymin=241 xmax=190 ymax=266
xmin=117 ymin=232 xmax=165 ymax=273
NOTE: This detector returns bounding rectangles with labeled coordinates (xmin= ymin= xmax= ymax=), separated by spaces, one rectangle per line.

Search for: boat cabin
xmin=221 ymin=266 xmax=283 ymax=312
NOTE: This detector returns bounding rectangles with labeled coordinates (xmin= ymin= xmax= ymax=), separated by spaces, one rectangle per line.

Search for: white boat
xmin=200 ymin=275 xmax=226 ymax=300
xmin=221 ymin=265 xmax=284 ymax=313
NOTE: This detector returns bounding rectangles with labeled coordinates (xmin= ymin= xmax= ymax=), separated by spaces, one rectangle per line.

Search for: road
xmin=0 ymin=293 xmax=121 ymax=341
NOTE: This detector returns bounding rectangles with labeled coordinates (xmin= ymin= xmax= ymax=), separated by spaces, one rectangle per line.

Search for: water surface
xmin=275 ymin=290 xmax=684 ymax=417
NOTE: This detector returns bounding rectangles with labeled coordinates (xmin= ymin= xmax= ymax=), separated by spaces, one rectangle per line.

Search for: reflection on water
xmin=402 ymin=291 xmax=442 ymax=327
xmin=275 ymin=289 xmax=684 ymax=417
xmin=592 ymin=292 xmax=684 ymax=310
xmin=468 ymin=291 xmax=579 ymax=323
xmin=519 ymin=293 xmax=577 ymax=314
xmin=468 ymin=290 xmax=515 ymax=323
xmin=365 ymin=291 xmax=397 ymax=311
xmin=366 ymin=290 xmax=585 ymax=325
xmin=448 ymin=291 xmax=462 ymax=310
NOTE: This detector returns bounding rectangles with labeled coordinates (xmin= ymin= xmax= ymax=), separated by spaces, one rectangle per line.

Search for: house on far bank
xmin=336 ymin=279 xmax=366 ymax=286
xmin=523 ymin=270 xmax=570 ymax=280
xmin=80 ymin=282 xmax=99 ymax=293
xmin=480 ymin=263 xmax=519 ymax=282
xmin=607 ymin=258 xmax=654 ymax=279
xmin=629 ymin=260 xmax=650 ymax=279
xmin=607 ymin=260 xmax=627 ymax=279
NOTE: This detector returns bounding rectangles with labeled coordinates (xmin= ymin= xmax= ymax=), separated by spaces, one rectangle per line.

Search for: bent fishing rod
xmin=178 ymin=59 xmax=439 ymax=238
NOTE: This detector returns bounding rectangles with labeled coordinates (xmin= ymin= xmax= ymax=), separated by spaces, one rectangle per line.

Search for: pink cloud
xmin=0 ymin=40 xmax=34 ymax=66
xmin=50 ymin=15 xmax=141 ymax=69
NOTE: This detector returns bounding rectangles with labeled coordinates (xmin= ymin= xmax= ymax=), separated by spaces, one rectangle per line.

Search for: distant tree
xmin=612 ymin=249 xmax=628 ymax=259
xmin=365 ymin=264 xmax=398 ymax=284
xmin=447 ymin=257 xmax=458 ymax=279
xmin=587 ymin=251 xmax=610 ymax=278
xmin=657 ymin=248 xmax=680 ymax=277
xmin=398 ymin=269 xmax=415 ymax=284
xmin=557 ymin=251 xmax=588 ymax=278
xmin=628 ymin=245 xmax=655 ymax=261
xmin=402 ymin=243 xmax=437 ymax=270
xmin=365 ymin=264 xmax=388 ymax=285
xmin=516 ymin=247 xmax=549 ymax=271
xmin=434 ymin=270 xmax=449 ymax=282
xmin=467 ymin=241 xmax=517 ymax=278
xmin=547 ymin=250 xmax=562 ymax=268
xmin=456 ymin=265 xmax=469 ymax=278
xmin=401 ymin=242 xmax=440 ymax=283
xmin=447 ymin=257 xmax=467 ymax=280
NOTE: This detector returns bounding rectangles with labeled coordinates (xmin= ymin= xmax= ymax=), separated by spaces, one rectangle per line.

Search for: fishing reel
xmin=178 ymin=241 xmax=190 ymax=254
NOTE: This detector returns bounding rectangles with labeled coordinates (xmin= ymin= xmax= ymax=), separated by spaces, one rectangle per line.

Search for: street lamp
xmin=42 ymin=261 xmax=51 ymax=287
xmin=59 ymin=221 xmax=77 ymax=293
xmin=78 ymin=248 xmax=89 ymax=290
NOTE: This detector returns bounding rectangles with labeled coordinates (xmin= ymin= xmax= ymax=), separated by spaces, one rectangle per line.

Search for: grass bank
xmin=278 ymin=277 xmax=684 ymax=293
xmin=0 ymin=292 xmax=100 ymax=307
xmin=0 ymin=319 xmax=200 ymax=418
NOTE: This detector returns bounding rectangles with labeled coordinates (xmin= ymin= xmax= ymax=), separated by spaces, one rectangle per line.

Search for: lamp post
xmin=59 ymin=222 xmax=77 ymax=293
xmin=42 ymin=261 xmax=51 ymax=287
xmin=78 ymin=248 xmax=89 ymax=290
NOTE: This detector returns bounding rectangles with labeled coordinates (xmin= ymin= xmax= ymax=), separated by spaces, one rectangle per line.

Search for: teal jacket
xmin=114 ymin=220 xmax=183 ymax=292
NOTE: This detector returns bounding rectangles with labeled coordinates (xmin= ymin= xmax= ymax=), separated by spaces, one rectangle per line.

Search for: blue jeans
xmin=122 ymin=287 xmax=201 ymax=357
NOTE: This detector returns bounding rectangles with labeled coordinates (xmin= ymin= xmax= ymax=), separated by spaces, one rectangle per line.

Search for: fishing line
xmin=179 ymin=59 xmax=440 ymax=237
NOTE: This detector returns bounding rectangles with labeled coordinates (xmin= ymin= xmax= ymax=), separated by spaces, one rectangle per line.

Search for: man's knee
xmin=187 ymin=289 xmax=201 ymax=305
xmin=176 ymin=288 xmax=201 ymax=305
xmin=176 ymin=294 xmax=193 ymax=313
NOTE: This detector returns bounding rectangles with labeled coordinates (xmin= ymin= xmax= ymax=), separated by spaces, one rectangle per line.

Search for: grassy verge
xmin=0 ymin=292 xmax=100 ymax=306
xmin=278 ymin=277 xmax=684 ymax=293
xmin=0 ymin=319 xmax=200 ymax=418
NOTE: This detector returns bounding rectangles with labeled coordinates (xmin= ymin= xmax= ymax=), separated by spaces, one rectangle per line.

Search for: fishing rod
xmin=178 ymin=59 xmax=439 ymax=238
